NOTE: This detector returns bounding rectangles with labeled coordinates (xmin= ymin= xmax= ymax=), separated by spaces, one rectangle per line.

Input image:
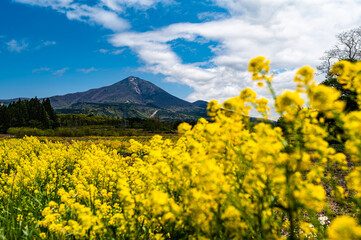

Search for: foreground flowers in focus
xmin=1 ymin=58 xmax=361 ymax=239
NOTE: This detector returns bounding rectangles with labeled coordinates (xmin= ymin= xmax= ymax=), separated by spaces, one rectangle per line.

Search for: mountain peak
xmin=128 ymin=76 xmax=138 ymax=81
xmin=119 ymin=76 xmax=139 ymax=83
xmin=49 ymin=76 xmax=195 ymax=109
xmin=113 ymin=76 xmax=143 ymax=85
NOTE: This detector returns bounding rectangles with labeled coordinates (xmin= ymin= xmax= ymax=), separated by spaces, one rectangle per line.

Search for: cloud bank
xmin=109 ymin=0 xmax=361 ymax=103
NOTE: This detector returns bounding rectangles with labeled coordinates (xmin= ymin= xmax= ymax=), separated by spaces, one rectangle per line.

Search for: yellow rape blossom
xmin=3 ymin=57 xmax=361 ymax=239
xmin=294 ymin=65 xmax=314 ymax=92
xmin=328 ymin=216 xmax=361 ymax=240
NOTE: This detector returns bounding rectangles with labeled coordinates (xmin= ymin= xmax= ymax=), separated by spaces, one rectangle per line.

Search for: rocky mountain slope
xmin=50 ymin=76 xmax=208 ymax=120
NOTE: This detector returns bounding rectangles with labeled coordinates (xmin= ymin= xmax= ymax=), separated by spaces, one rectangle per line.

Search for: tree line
xmin=0 ymin=98 xmax=58 ymax=133
xmin=58 ymin=114 xmax=123 ymax=127
xmin=57 ymin=114 xmax=190 ymax=132
xmin=0 ymin=98 xmax=193 ymax=136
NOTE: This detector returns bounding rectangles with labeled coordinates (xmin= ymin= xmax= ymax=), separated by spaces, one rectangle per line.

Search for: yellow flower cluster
xmin=2 ymin=57 xmax=361 ymax=239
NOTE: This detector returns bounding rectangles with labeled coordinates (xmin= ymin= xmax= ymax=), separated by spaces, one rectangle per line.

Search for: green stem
xmin=267 ymin=81 xmax=277 ymax=100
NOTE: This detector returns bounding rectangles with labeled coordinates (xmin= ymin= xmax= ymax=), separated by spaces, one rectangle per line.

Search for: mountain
xmin=49 ymin=76 xmax=208 ymax=120
xmin=0 ymin=76 xmax=208 ymax=120
xmin=192 ymin=100 xmax=208 ymax=108
xmin=50 ymin=76 xmax=194 ymax=109
xmin=0 ymin=98 xmax=30 ymax=106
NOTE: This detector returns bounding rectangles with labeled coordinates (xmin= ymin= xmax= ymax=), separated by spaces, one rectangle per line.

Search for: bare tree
xmin=318 ymin=27 xmax=361 ymax=112
xmin=318 ymin=27 xmax=361 ymax=73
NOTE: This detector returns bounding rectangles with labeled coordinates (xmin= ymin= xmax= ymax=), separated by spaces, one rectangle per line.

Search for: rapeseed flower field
xmin=2 ymin=57 xmax=361 ymax=239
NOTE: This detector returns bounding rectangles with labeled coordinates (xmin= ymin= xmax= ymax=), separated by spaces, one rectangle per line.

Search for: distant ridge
xmin=192 ymin=100 xmax=208 ymax=109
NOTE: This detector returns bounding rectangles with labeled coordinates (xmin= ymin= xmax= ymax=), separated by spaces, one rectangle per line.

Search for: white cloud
xmin=34 ymin=40 xmax=57 ymax=50
xmin=65 ymin=4 xmax=130 ymax=31
xmin=77 ymin=67 xmax=100 ymax=73
xmin=212 ymin=0 xmax=291 ymax=18
xmin=96 ymin=48 xmax=124 ymax=54
xmin=32 ymin=67 xmax=51 ymax=73
xmin=43 ymin=40 xmax=56 ymax=46
xmin=53 ymin=67 xmax=69 ymax=76
xmin=15 ymin=0 xmax=129 ymax=32
xmin=32 ymin=67 xmax=69 ymax=76
xmin=4 ymin=39 xmax=55 ymax=52
xmin=6 ymin=39 xmax=29 ymax=53
xmin=14 ymin=0 xmax=73 ymax=7
xmin=109 ymin=0 xmax=361 ymax=109
xmin=100 ymin=0 xmax=173 ymax=12
xmin=110 ymin=49 xmax=125 ymax=55
xmin=197 ymin=11 xmax=228 ymax=21
xmin=97 ymin=48 xmax=109 ymax=53
xmin=14 ymin=0 xmax=173 ymax=32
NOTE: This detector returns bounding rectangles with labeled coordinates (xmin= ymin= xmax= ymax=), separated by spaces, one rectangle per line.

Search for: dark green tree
xmin=0 ymin=105 xmax=7 ymax=132
xmin=26 ymin=98 xmax=50 ymax=129
xmin=42 ymin=98 xmax=58 ymax=128
xmin=11 ymin=99 xmax=29 ymax=127
xmin=320 ymin=73 xmax=358 ymax=112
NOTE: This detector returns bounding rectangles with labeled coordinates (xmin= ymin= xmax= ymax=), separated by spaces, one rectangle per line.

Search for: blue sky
xmin=1 ymin=0 xmax=361 ymax=105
